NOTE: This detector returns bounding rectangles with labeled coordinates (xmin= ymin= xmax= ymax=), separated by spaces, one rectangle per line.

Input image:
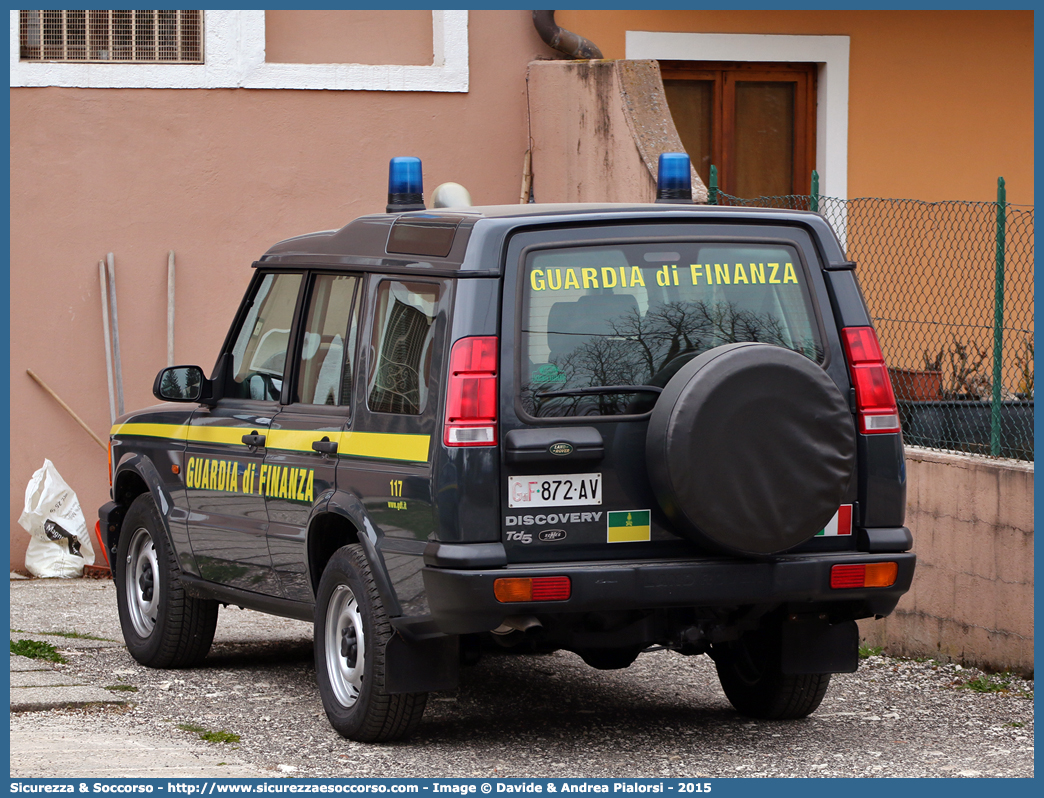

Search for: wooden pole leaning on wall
xmin=167 ymin=250 xmax=176 ymax=367
xmin=26 ymin=369 xmax=107 ymax=450
xmin=519 ymin=149 xmax=533 ymax=204
xmin=106 ymin=252 xmax=125 ymax=416
xmin=99 ymin=259 xmax=116 ymax=425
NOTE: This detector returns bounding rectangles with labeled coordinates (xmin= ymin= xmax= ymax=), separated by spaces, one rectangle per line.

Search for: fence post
xmin=709 ymin=165 xmax=718 ymax=206
xmin=990 ymin=177 xmax=1007 ymax=456
xmin=810 ymin=170 xmax=819 ymax=213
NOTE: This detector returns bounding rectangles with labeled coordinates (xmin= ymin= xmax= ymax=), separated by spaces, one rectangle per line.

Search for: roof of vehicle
xmin=255 ymin=202 xmax=845 ymax=275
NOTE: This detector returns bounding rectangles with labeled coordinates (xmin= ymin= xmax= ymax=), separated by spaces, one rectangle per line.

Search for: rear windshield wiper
xmin=533 ymin=385 xmax=663 ymax=398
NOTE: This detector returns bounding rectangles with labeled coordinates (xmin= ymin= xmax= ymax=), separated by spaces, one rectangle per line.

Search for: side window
xmin=367 ymin=280 xmax=441 ymax=415
xmin=227 ymin=272 xmax=303 ymax=401
xmin=296 ymin=274 xmax=361 ymax=406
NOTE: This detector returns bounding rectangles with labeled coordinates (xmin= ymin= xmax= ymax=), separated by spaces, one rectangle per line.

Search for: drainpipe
xmin=532 ymin=11 xmax=603 ymax=59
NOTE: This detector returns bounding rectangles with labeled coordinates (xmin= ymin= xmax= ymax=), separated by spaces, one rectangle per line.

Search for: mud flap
xmin=781 ymin=617 xmax=858 ymax=674
xmin=385 ymin=619 xmax=460 ymax=694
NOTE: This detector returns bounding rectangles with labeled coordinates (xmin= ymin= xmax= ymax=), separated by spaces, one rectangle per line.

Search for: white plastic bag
xmin=18 ymin=459 xmax=95 ymax=578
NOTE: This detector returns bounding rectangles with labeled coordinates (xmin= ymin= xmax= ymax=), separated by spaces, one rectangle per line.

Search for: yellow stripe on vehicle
xmin=112 ymin=423 xmax=430 ymax=463
xmin=110 ymin=422 xmax=192 ymax=441
xmin=265 ymin=429 xmax=430 ymax=461
xmin=265 ymin=429 xmax=343 ymax=453
xmin=112 ymin=423 xmax=251 ymax=447
xmin=336 ymin=431 xmax=430 ymax=462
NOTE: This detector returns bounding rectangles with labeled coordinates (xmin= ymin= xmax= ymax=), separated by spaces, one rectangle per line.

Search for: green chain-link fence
xmin=711 ymin=175 xmax=1034 ymax=461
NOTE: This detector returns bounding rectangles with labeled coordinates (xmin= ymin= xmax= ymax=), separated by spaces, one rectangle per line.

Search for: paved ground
xmin=9 ymin=576 xmax=1035 ymax=779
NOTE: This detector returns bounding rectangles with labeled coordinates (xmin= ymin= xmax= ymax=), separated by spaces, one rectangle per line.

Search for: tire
xmin=114 ymin=493 xmax=218 ymax=668
xmin=713 ymin=626 xmax=830 ymax=720
xmin=646 ymin=342 xmax=856 ymax=555
xmin=314 ymin=545 xmax=427 ymax=742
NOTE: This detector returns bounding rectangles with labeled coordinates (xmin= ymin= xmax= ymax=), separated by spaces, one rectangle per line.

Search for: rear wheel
xmin=713 ymin=626 xmax=830 ymax=719
xmin=314 ymin=544 xmax=427 ymax=741
xmin=115 ymin=494 xmax=218 ymax=668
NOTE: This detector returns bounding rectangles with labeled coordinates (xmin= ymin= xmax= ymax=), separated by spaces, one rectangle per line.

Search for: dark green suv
xmin=101 ymin=155 xmax=914 ymax=742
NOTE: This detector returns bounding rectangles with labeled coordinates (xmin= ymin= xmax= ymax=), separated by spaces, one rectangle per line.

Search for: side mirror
xmin=153 ymin=365 xmax=206 ymax=403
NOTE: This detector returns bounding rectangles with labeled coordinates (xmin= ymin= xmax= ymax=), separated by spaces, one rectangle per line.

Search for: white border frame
xmin=10 ymin=10 xmax=469 ymax=92
xmin=627 ymin=31 xmax=849 ymax=200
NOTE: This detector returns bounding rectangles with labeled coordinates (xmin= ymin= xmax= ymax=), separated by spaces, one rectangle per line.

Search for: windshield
xmin=520 ymin=241 xmax=823 ymax=417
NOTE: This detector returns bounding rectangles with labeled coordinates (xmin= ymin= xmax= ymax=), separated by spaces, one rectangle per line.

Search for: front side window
xmin=367 ymin=281 xmax=441 ymax=415
xmin=296 ymin=274 xmax=360 ymax=406
xmin=520 ymin=242 xmax=822 ymax=417
xmin=227 ymin=272 xmax=302 ymax=401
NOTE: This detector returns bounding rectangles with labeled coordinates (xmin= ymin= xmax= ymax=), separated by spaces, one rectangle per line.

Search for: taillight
xmin=831 ymin=562 xmax=898 ymax=589
xmin=494 ymin=576 xmax=571 ymax=602
xmin=93 ymin=519 xmax=111 ymax=568
xmin=444 ymin=336 xmax=498 ymax=447
xmin=841 ymin=327 xmax=900 ymax=434
xmin=108 ymin=440 xmax=113 ymax=487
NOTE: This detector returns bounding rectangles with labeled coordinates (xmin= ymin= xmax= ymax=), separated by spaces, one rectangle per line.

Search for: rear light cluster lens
xmin=93 ymin=519 xmax=111 ymax=568
xmin=494 ymin=576 xmax=571 ymax=603
xmin=830 ymin=562 xmax=898 ymax=589
xmin=444 ymin=336 xmax=498 ymax=446
xmin=841 ymin=327 xmax=900 ymax=434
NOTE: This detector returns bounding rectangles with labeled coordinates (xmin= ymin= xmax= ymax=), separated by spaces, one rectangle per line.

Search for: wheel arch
xmin=307 ymin=495 xmax=402 ymax=618
xmin=108 ymin=453 xmax=180 ymax=566
xmin=307 ymin=512 xmax=361 ymax=597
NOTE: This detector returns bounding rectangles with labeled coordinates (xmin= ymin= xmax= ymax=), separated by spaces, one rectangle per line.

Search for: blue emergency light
xmin=655 ymin=152 xmax=693 ymax=203
xmin=387 ymin=156 xmax=426 ymax=213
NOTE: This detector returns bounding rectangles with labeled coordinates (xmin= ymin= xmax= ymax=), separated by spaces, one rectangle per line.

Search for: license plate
xmin=508 ymin=473 xmax=602 ymax=508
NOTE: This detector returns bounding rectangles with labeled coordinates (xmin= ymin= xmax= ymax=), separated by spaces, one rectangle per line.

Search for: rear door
xmin=499 ymin=223 xmax=847 ymax=563
xmin=336 ymin=276 xmax=449 ymax=616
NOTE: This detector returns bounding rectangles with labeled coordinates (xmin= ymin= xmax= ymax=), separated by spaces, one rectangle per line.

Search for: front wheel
xmin=314 ymin=544 xmax=427 ymax=741
xmin=114 ymin=494 xmax=218 ymax=668
xmin=712 ymin=626 xmax=830 ymax=720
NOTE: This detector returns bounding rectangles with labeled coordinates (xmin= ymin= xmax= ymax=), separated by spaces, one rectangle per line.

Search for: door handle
xmin=242 ymin=431 xmax=266 ymax=448
xmin=312 ymin=436 xmax=338 ymax=455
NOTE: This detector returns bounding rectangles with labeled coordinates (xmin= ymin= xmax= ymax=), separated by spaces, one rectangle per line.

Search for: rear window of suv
xmin=520 ymin=241 xmax=823 ymax=418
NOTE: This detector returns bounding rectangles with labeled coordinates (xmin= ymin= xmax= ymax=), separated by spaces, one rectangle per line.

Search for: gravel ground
xmin=10 ymin=578 xmax=1035 ymax=778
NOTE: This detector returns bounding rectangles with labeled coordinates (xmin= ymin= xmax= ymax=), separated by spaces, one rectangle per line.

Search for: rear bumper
xmin=98 ymin=501 xmax=125 ymax=560
xmin=422 ymin=548 xmax=916 ymax=634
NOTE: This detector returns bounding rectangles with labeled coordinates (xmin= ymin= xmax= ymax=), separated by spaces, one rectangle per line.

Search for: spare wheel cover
xmin=646 ymin=342 xmax=856 ymax=555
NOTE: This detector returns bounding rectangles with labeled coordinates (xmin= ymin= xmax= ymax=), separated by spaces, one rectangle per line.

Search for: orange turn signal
xmin=494 ymin=576 xmax=571 ymax=603
xmin=864 ymin=561 xmax=899 ymax=587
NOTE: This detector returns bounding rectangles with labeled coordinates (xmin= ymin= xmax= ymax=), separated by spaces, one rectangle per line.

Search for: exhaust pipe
xmin=492 ymin=616 xmax=544 ymax=636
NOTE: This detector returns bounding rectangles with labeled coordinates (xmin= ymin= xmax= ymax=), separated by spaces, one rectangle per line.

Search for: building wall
xmin=265 ymin=10 xmax=433 ymax=66
xmin=8 ymin=10 xmax=549 ymax=570
xmin=559 ymin=10 xmax=1033 ymax=204
xmin=859 ymin=448 xmax=1034 ymax=675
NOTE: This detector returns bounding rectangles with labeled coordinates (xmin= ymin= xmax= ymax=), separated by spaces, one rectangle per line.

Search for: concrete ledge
xmin=860 ymin=446 xmax=1034 ymax=675
xmin=11 ymin=685 xmax=130 ymax=712
xmin=527 ymin=59 xmax=707 ymax=204
xmin=10 ymin=631 xmax=122 ymax=650
xmin=11 ymin=715 xmax=267 ymax=778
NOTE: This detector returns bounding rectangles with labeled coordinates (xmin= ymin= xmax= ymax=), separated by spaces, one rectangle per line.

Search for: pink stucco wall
xmin=9 ymin=11 xmax=551 ymax=571
xmin=265 ymin=10 xmax=433 ymax=66
xmin=859 ymin=449 xmax=1034 ymax=675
